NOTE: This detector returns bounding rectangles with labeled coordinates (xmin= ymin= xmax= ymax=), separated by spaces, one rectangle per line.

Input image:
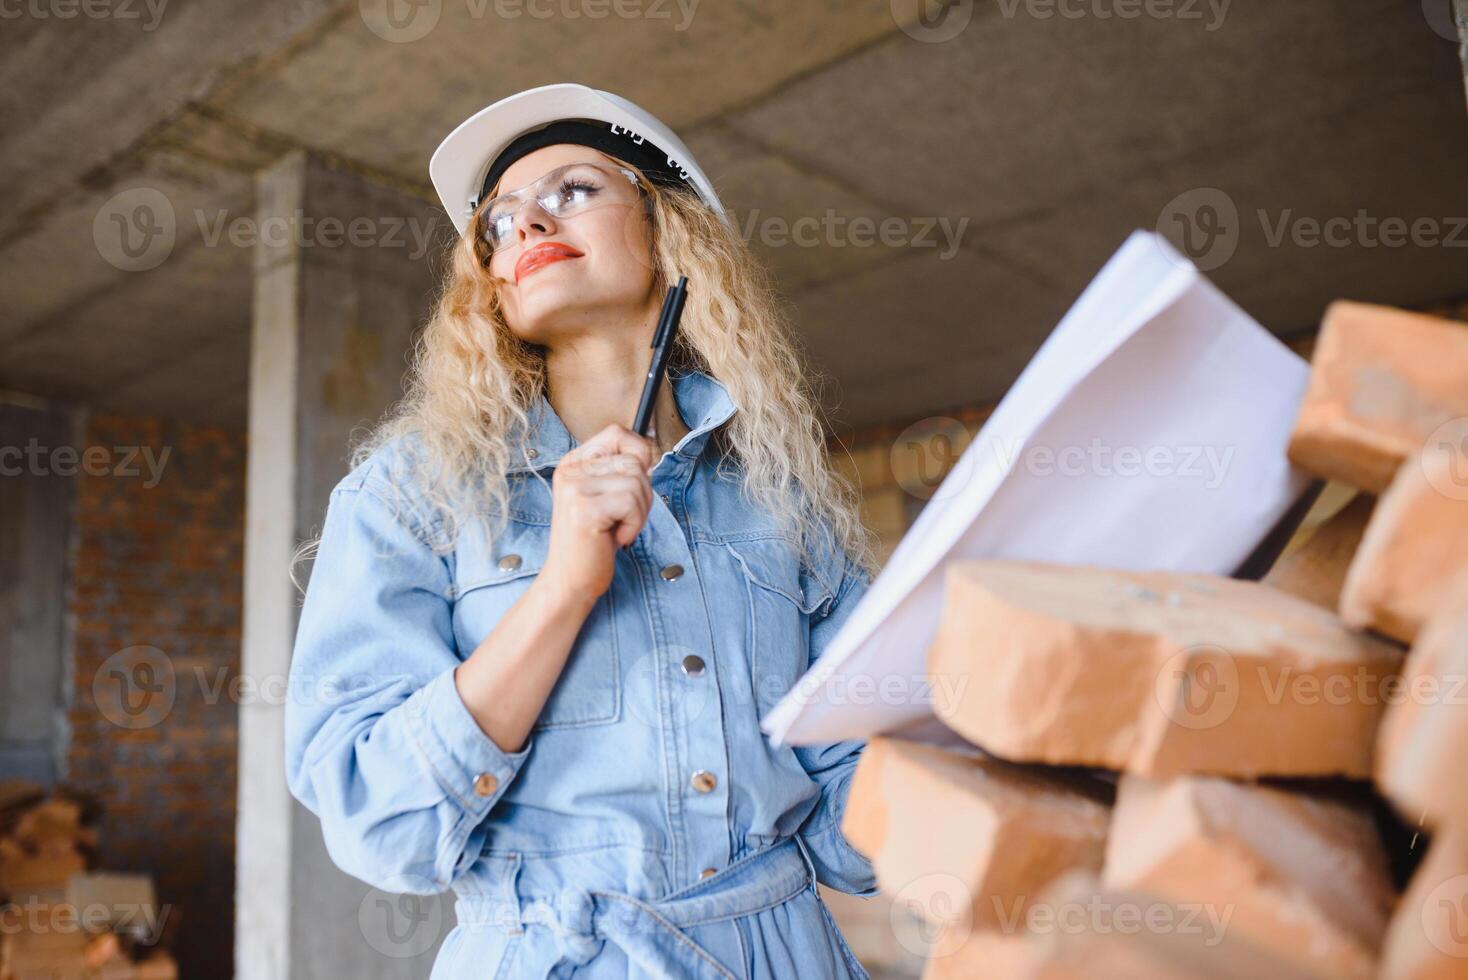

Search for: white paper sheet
xmin=761 ymin=231 xmax=1313 ymax=747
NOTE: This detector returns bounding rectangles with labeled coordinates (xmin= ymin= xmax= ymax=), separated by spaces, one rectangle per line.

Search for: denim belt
xmin=453 ymin=835 xmax=820 ymax=979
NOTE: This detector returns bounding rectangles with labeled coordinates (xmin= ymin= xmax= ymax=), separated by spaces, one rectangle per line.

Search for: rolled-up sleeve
xmin=793 ymin=555 xmax=879 ymax=897
xmin=284 ymin=479 xmax=533 ymax=895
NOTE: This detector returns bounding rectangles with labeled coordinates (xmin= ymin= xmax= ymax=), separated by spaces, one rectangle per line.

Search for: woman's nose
xmin=514 ymin=199 xmax=557 ymax=241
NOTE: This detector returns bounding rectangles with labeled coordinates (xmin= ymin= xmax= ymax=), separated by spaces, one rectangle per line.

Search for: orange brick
xmin=842 ymin=737 xmax=1110 ymax=932
xmin=1340 ymin=450 xmax=1468 ymax=644
xmin=1264 ymin=491 xmax=1374 ymax=609
xmin=927 ymin=561 xmax=1403 ymax=778
xmin=1375 ymin=577 xmax=1468 ymax=829
xmin=1288 ymin=302 xmax=1468 ymax=492
xmin=1104 ymin=776 xmax=1394 ymax=979
xmin=939 ymin=871 xmax=1325 ymax=980
xmin=920 ymin=931 xmax=1034 ymax=980
xmin=1380 ymin=826 xmax=1468 ymax=980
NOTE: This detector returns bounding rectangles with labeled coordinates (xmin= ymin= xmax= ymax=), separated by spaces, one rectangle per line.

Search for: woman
xmin=284 ymin=83 xmax=881 ymax=979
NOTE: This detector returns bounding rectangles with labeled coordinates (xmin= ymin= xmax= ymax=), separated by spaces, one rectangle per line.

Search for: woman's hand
xmin=541 ymin=423 xmax=657 ymax=606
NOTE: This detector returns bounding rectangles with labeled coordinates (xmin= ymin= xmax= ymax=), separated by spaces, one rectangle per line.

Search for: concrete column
xmin=237 ymin=150 xmax=449 ymax=980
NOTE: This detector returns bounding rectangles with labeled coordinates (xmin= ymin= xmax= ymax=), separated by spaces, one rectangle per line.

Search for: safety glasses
xmin=477 ymin=161 xmax=646 ymax=252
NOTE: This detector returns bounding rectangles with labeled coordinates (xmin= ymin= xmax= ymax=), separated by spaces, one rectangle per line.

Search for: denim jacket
xmin=284 ymin=369 xmax=878 ymax=979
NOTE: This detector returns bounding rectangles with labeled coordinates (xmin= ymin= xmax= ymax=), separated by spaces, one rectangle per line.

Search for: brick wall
xmin=65 ymin=413 xmax=246 ymax=978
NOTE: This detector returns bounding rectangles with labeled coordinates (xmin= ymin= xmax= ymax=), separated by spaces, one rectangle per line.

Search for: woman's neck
xmin=543 ymin=339 xmax=690 ymax=457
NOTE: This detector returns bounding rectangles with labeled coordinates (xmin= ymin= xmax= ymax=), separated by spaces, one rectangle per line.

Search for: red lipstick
xmin=515 ymin=242 xmax=584 ymax=283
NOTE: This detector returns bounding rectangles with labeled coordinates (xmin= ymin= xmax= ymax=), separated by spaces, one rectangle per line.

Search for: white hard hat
xmin=429 ymin=83 xmax=725 ymax=237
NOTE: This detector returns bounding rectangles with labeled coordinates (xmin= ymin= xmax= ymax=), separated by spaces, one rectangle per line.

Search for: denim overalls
xmin=284 ymin=370 xmax=878 ymax=978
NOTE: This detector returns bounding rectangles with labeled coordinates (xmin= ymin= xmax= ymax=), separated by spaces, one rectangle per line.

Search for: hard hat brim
xmin=429 ymin=83 xmax=725 ymax=237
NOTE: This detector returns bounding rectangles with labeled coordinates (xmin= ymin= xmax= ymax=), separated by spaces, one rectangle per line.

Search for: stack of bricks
xmin=0 ymin=781 xmax=178 ymax=980
xmin=839 ymin=301 xmax=1468 ymax=978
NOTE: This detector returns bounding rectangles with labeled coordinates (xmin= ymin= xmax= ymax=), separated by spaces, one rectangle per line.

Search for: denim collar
xmin=509 ymin=370 xmax=739 ymax=474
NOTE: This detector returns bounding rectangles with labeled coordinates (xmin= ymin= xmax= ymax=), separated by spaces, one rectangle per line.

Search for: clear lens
xmin=479 ymin=162 xmax=642 ymax=251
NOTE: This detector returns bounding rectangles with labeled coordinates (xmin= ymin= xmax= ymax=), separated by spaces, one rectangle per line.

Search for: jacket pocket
xmin=725 ymin=536 xmax=836 ymax=716
xmin=452 ymin=522 xmax=621 ymax=731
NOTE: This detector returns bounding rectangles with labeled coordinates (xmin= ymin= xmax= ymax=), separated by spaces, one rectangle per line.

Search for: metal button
xmin=690 ymin=770 xmax=717 ymax=793
xmin=473 ymin=773 xmax=499 ymax=797
xmin=526 ymin=447 xmax=539 ymax=459
xmin=681 ymin=654 xmax=706 ymax=677
xmin=498 ymin=554 xmax=523 ymax=572
xmin=660 ymin=564 xmax=684 ymax=581
xmin=699 ymin=868 xmax=717 ymax=880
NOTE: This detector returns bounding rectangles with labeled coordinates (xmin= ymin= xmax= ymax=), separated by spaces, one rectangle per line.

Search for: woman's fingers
xmin=567 ymin=423 xmax=656 ymax=472
xmin=578 ymin=453 xmax=646 ymax=478
xmin=580 ymin=476 xmax=652 ymax=520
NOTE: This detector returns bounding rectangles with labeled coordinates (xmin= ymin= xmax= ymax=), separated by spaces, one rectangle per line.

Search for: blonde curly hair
xmin=318 ymin=160 xmax=876 ymax=587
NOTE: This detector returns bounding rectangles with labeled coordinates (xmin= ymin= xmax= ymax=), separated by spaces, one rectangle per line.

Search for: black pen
xmin=632 ymin=275 xmax=688 ymax=437
xmin=623 ymin=276 xmax=687 ymax=552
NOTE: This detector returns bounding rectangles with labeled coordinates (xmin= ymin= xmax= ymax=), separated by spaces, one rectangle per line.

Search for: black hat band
xmin=473 ymin=119 xmax=694 ymax=215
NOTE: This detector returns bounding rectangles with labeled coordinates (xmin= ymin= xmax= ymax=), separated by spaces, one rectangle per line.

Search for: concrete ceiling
xmin=2 ymin=0 xmax=1465 ymax=430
